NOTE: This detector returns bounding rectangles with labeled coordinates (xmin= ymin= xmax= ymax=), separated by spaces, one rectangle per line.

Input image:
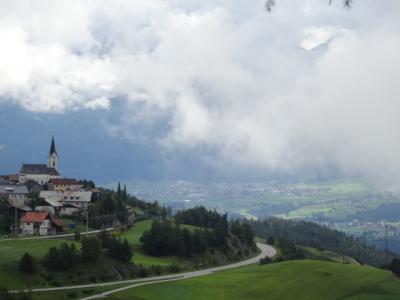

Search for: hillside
xmin=249 ymin=217 xmax=391 ymax=266
xmin=104 ymin=260 xmax=400 ymax=300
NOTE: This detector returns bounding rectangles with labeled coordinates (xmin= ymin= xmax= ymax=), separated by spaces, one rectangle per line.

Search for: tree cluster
xmin=388 ymin=258 xmax=400 ymax=277
xmin=88 ymin=188 xmax=169 ymax=229
xmin=81 ymin=237 xmax=102 ymax=262
xmin=275 ymin=238 xmax=305 ymax=261
xmin=141 ymin=220 xmax=235 ymax=257
xmin=98 ymin=230 xmax=133 ymax=262
xmin=42 ymin=243 xmax=80 ymax=271
xmin=230 ymin=221 xmax=255 ymax=247
xmin=249 ymin=217 xmax=392 ymax=267
xmin=41 ymin=233 xmax=133 ymax=271
xmin=175 ymin=206 xmax=227 ymax=229
xmin=140 ymin=220 xmax=212 ymax=257
xmin=88 ymin=191 xmax=129 ymax=228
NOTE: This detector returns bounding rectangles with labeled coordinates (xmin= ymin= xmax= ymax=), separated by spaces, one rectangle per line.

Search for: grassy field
xmin=294 ymin=179 xmax=373 ymax=194
xmin=0 ymin=238 xmax=79 ymax=288
xmin=105 ymin=260 xmax=400 ymax=300
xmin=0 ymin=239 xmax=78 ymax=265
xmin=0 ymin=220 xmax=194 ymax=289
xmin=120 ymin=220 xmax=191 ymax=268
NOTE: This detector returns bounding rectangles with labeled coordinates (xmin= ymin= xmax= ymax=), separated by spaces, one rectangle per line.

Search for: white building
xmin=19 ymin=137 xmax=60 ymax=184
xmin=0 ymin=184 xmax=29 ymax=207
xmin=40 ymin=189 xmax=93 ymax=215
xmin=20 ymin=211 xmax=52 ymax=235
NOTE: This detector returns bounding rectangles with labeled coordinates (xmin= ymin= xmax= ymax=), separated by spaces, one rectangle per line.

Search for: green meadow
xmin=0 ymin=238 xmax=80 ymax=288
xmin=0 ymin=220 xmax=190 ymax=289
xmin=120 ymin=220 xmax=192 ymax=268
xmin=105 ymin=260 xmax=400 ymax=300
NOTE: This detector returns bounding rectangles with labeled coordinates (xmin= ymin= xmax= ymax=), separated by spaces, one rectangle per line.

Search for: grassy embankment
xmin=105 ymin=260 xmax=400 ymax=300
xmin=0 ymin=220 xmax=187 ymax=289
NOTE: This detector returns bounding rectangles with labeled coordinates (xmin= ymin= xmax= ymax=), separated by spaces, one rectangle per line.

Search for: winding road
xmin=16 ymin=243 xmax=276 ymax=299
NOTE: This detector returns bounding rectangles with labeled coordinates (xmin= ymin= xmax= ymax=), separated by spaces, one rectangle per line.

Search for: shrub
xmin=259 ymin=256 xmax=272 ymax=265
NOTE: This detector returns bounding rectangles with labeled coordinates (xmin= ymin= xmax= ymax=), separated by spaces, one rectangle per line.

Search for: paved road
xmin=79 ymin=243 xmax=276 ymax=299
xmin=0 ymin=228 xmax=114 ymax=242
xmin=14 ymin=242 xmax=275 ymax=297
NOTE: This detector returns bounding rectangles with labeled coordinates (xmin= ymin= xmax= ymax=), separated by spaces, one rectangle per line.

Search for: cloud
xmin=0 ymin=144 xmax=5 ymax=151
xmin=84 ymin=97 xmax=111 ymax=110
xmin=1 ymin=0 xmax=400 ymax=185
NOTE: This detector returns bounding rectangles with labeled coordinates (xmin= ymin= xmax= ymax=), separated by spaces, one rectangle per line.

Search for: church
xmin=18 ymin=137 xmax=61 ymax=184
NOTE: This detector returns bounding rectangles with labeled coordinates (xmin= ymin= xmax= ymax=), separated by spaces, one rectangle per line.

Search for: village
xmin=0 ymin=137 xmax=100 ymax=236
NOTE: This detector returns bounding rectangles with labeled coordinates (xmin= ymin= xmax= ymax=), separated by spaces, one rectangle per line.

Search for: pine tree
xmin=117 ymin=182 xmax=121 ymax=196
xmin=19 ymin=252 xmax=36 ymax=273
xmin=123 ymin=184 xmax=127 ymax=201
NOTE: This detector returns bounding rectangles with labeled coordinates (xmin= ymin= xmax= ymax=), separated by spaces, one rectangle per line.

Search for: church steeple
xmin=48 ymin=137 xmax=58 ymax=169
xmin=49 ymin=137 xmax=57 ymax=155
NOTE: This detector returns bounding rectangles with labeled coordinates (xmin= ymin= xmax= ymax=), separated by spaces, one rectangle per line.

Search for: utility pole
xmin=342 ymin=237 xmax=346 ymax=264
xmin=14 ymin=206 xmax=18 ymax=236
xmin=384 ymin=224 xmax=389 ymax=255
xmin=86 ymin=211 xmax=89 ymax=233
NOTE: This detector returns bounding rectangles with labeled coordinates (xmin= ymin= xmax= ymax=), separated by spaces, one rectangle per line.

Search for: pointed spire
xmin=49 ymin=137 xmax=57 ymax=155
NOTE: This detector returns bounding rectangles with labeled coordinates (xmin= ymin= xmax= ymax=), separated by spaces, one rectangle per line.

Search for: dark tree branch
xmin=267 ymin=0 xmax=353 ymax=13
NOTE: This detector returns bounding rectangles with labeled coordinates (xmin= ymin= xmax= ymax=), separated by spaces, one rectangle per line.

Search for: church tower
xmin=48 ymin=137 xmax=58 ymax=170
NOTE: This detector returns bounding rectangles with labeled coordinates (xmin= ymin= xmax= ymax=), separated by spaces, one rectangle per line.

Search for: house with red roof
xmin=20 ymin=211 xmax=52 ymax=235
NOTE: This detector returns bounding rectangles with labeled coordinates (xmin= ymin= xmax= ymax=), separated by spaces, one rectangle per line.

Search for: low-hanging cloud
xmin=1 ymin=0 xmax=400 ymax=186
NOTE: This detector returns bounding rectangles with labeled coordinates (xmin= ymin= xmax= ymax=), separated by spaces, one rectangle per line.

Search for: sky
xmin=0 ymin=0 xmax=400 ymax=186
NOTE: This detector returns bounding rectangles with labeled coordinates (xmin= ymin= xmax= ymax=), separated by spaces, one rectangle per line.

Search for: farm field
xmin=105 ymin=260 xmax=400 ymax=300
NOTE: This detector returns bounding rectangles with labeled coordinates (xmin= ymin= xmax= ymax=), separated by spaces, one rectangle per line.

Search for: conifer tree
xmin=117 ymin=182 xmax=121 ymax=196
xmin=123 ymin=184 xmax=127 ymax=201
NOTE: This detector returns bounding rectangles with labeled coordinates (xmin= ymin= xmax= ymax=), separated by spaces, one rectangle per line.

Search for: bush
xmin=19 ymin=252 xmax=36 ymax=273
xmin=259 ymin=256 xmax=272 ymax=265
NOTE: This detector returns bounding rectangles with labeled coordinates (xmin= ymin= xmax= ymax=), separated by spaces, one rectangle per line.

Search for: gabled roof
xmin=0 ymin=184 xmax=29 ymax=194
xmin=20 ymin=211 xmax=48 ymax=223
xmin=20 ymin=164 xmax=59 ymax=176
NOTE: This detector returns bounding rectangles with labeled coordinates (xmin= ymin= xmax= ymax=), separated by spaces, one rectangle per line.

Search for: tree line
xmin=141 ymin=207 xmax=255 ymax=257
xmin=249 ymin=217 xmax=392 ymax=267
